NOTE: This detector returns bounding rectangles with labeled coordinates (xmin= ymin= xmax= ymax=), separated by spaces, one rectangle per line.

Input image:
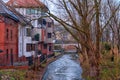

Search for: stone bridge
xmin=55 ymin=43 xmax=80 ymax=52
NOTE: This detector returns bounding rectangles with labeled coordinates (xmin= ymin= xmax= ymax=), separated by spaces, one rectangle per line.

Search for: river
xmin=42 ymin=54 xmax=83 ymax=80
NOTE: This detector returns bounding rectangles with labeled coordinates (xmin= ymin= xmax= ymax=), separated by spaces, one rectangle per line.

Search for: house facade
xmin=0 ymin=0 xmax=19 ymax=66
xmin=33 ymin=17 xmax=54 ymax=58
xmin=7 ymin=0 xmax=54 ymax=61
xmin=6 ymin=5 xmax=34 ymax=66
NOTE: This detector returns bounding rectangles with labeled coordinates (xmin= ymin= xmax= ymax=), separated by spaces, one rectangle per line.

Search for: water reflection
xmin=42 ymin=54 xmax=83 ymax=80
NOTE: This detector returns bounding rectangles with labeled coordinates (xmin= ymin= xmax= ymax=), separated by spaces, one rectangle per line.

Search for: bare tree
xmin=44 ymin=0 xmax=120 ymax=79
xmin=8 ymin=0 xmax=120 ymax=79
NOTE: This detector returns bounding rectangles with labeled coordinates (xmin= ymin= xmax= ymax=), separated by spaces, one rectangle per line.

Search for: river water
xmin=42 ymin=54 xmax=83 ymax=80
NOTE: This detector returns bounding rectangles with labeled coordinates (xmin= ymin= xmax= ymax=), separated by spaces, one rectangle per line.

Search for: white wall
xmin=16 ymin=8 xmax=42 ymax=27
xmin=18 ymin=25 xmax=33 ymax=57
xmin=16 ymin=8 xmax=26 ymax=16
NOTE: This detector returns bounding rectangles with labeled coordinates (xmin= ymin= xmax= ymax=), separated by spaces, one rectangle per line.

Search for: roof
xmin=7 ymin=0 xmax=48 ymax=10
xmin=7 ymin=5 xmax=32 ymax=26
xmin=0 ymin=0 xmax=19 ymax=22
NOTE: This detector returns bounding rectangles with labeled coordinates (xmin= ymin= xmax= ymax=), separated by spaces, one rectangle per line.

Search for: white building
xmin=7 ymin=0 xmax=54 ymax=58
xmin=8 ymin=6 xmax=34 ymax=58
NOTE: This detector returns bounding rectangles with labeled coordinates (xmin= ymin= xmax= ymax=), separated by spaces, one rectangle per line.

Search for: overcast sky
xmin=3 ymin=0 xmax=9 ymax=2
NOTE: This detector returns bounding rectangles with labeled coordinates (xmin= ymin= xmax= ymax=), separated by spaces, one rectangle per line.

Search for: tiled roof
xmin=7 ymin=0 xmax=47 ymax=9
xmin=0 ymin=0 xmax=19 ymax=22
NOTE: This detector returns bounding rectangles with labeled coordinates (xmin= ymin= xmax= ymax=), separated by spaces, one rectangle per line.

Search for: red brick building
xmin=0 ymin=0 xmax=19 ymax=66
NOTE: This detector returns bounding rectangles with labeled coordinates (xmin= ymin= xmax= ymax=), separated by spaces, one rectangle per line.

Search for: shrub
xmin=104 ymin=43 xmax=111 ymax=51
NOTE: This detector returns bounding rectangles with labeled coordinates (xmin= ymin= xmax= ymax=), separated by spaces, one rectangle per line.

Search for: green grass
xmin=0 ymin=69 xmax=26 ymax=80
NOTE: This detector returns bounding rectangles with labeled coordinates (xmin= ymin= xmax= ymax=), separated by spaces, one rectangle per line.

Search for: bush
xmin=104 ymin=43 xmax=111 ymax=51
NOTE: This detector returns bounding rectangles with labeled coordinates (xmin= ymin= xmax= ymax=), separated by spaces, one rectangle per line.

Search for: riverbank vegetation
xmin=81 ymin=43 xmax=120 ymax=80
xmin=0 ymin=69 xmax=26 ymax=80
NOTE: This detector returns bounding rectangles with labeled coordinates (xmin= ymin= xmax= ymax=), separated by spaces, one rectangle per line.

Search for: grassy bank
xmin=0 ymin=69 xmax=26 ymax=80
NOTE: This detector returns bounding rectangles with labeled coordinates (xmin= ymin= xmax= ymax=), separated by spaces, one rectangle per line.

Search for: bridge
xmin=55 ymin=43 xmax=79 ymax=47
xmin=55 ymin=43 xmax=81 ymax=52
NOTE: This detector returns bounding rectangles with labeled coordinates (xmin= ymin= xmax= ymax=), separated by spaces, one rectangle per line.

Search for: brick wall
xmin=0 ymin=17 xmax=18 ymax=66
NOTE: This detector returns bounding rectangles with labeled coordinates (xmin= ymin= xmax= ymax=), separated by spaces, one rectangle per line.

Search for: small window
xmin=26 ymin=44 xmax=31 ymax=52
xmin=11 ymin=30 xmax=12 ymax=41
xmin=44 ymin=44 xmax=47 ymax=49
xmin=48 ymin=33 xmax=52 ymax=38
xmin=34 ymin=34 xmax=39 ymax=41
xmin=6 ymin=49 xmax=9 ymax=60
xmin=42 ymin=19 xmax=46 ymax=25
xmin=26 ymin=9 xmax=31 ymax=15
xmin=11 ymin=49 xmax=13 ymax=54
xmin=49 ymin=46 xmax=52 ymax=51
xmin=31 ymin=9 xmax=35 ymax=14
xmin=26 ymin=28 xmax=31 ymax=36
xmin=48 ymin=22 xmax=51 ymax=27
xmin=26 ymin=9 xmax=36 ymax=15
xmin=31 ymin=44 xmax=35 ymax=51
xmin=6 ymin=29 xmax=9 ymax=40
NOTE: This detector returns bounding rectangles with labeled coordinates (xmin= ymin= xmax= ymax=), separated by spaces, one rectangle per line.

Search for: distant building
xmin=54 ymin=25 xmax=76 ymax=44
xmin=36 ymin=17 xmax=54 ymax=57
xmin=0 ymin=0 xmax=19 ymax=66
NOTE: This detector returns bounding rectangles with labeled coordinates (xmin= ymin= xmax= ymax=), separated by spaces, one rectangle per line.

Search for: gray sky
xmin=3 ymin=0 xmax=9 ymax=2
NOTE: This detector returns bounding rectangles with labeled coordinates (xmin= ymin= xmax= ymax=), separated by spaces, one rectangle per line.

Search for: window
xmin=49 ymin=46 xmax=52 ymax=51
xmin=26 ymin=44 xmax=31 ymax=52
xmin=10 ymin=49 xmax=13 ymax=65
xmin=11 ymin=30 xmax=12 ymax=41
xmin=26 ymin=28 xmax=31 ymax=36
xmin=42 ymin=19 xmax=46 ymax=25
xmin=37 ymin=8 xmax=41 ymax=15
xmin=48 ymin=22 xmax=51 ymax=27
xmin=44 ymin=44 xmax=47 ymax=49
xmin=26 ymin=44 xmax=35 ymax=51
xmin=26 ymin=9 xmax=31 ymax=15
xmin=31 ymin=44 xmax=35 ymax=51
xmin=38 ymin=19 xmax=46 ymax=26
xmin=31 ymin=9 xmax=35 ymax=14
xmin=48 ymin=33 xmax=52 ymax=38
xmin=11 ymin=49 xmax=13 ymax=54
xmin=41 ymin=11 xmax=46 ymax=15
xmin=34 ymin=34 xmax=39 ymax=41
xmin=6 ymin=29 xmax=9 ymax=40
xmin=26 ymin=8 xmax=36 ymax=15
xmin=6 ymin=49 xmax=9 ymax=60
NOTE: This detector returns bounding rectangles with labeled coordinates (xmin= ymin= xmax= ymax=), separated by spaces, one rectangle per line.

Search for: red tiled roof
xmin=7 ymin=0 xmax=47 ymax=8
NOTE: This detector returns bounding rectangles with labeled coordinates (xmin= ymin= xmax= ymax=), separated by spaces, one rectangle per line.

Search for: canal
xmin=42 ymin=54 xmax=83 ymax=80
